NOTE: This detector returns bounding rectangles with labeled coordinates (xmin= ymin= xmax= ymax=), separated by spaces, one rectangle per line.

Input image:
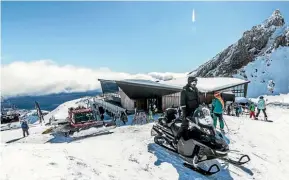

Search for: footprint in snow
xmin=49 ymin=162 xmax=57 ymax=166
xmin=76 ymin=161 xmax=88 ymax=168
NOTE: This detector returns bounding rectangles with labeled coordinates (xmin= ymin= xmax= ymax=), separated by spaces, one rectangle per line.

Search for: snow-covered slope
xmin=189 ymin=10 xmax=289 ymax=98
xmin=234 ymin=39 xmax=289 ymax=97
xmin=1 ymin=97 xmax=289 ymax=180
xmin=43 ymin=97 xmax=92 ymax=122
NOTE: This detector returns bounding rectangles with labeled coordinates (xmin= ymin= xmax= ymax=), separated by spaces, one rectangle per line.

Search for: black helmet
xmin=188 ymin=76 xmax=198 ymax=84
xmin=260 ymin=96 xmax=264 ymax=99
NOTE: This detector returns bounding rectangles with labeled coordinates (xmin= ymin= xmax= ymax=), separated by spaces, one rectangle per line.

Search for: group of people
xmin=248 ymin=96 xmax=268 ymax=120
xmin=172 ymin=76 xmax=269 ymax=146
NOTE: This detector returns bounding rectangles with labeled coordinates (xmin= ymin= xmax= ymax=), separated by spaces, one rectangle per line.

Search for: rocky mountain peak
xmin=264 ymin=9 xmax=285 ymax=28
xmin=189 ymin=10 xmax=288 ymax=78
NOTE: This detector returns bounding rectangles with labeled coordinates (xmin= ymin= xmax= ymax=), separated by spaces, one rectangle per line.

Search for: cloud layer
xmin=1 ymin=60 xmax=187 ymax=97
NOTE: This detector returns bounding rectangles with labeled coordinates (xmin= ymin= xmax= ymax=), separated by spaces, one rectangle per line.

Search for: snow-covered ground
xmin=1 ymin=97 xmax=289 ymax=180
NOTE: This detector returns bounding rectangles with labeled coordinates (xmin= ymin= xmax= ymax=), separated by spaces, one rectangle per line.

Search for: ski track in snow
xmin=1 ymin=106 xmax=289 ymax=180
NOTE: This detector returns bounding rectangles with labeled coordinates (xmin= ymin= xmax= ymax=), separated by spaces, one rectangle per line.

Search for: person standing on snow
xmin=255 ymin=96 xmax=268 ymax=120
xmin=212 ymin=92 xmax=225 ymax=131
xmin=249 ymin=102 xmax=256 ymax=119
xmin=21 ymin=120 xmax=29 ymax=137
xmin=173 ymin=76 xmax=200 ymax=146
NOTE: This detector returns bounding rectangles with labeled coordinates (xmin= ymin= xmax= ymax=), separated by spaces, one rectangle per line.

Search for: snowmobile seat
xmin=164 ymin=108 xmax=178 ymax=123
xmin=159 ymin=117 xmax=166 ymax=124
xmin=174 ymin=122 xmax=182 ymax=128
xmin=170 ymin=121 xmax=182 ymax=135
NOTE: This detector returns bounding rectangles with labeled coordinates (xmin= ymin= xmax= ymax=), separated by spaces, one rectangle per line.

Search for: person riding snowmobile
xmin=173 ymin=76 xmax=200 ymax=146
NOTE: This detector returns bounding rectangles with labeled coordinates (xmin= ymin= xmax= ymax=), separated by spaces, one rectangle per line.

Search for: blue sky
xmin=2 ymin=1 xmax=289 ymax=73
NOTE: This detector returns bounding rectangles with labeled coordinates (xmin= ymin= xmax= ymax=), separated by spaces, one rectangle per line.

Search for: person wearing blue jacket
xmin=255 ymin=96 xmax=268 ymax=120
xmin=21 ymin=120 xmax=29 ymax=137
xmin=211 ymin=92 xmax=225 ymax=130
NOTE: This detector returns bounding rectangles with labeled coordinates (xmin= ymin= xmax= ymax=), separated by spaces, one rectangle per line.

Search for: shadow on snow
xmin=45 ymin=131 xmax=114 ymax=143
xmin=147 ymin=143 xmax=234 ymax=180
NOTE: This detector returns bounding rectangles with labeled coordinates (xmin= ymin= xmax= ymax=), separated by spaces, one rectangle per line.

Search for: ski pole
xmin=223 ymin=118 xmax=230 ymax=133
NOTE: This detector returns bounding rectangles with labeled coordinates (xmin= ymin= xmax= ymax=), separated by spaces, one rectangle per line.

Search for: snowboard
xmin=254 ymin=119 xmax=273 ymax=122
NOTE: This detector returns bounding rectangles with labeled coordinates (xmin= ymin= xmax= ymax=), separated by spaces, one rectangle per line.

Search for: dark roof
xmin=114 ymin=79 xmax=181 ymax=99
xmin=98 ymin=79 xmax=119 ymax=94
xmin=98 ymin=78 xmax=250 ymax=100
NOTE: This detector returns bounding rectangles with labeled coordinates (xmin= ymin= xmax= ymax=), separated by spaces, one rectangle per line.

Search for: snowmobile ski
xmin=183 ymin=162 xmax=220 ymax=176
xmin=220 ymin=154 xmax=251 ymax=166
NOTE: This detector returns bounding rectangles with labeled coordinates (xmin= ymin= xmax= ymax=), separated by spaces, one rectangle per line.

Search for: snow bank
xmin=235 ymin=97 xmax=250 ymax=104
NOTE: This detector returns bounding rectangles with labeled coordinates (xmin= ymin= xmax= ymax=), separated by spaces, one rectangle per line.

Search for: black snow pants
xmin=175 ymin=108 xmax=195 ymax=141
xmin=256 ymin=108 xmax=267 ymax=118
xmin=22 ymin=128 xmax=29 ymax=137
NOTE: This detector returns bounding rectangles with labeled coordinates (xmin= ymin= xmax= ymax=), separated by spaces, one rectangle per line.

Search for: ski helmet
xmin=188 ymin=76 xmax=198 ymax=84
xmin=259 ymin=96 xmax=264 ymax=99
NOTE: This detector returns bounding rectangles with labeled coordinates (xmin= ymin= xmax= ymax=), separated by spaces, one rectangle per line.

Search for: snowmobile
xmin=151 ymin=105 xmax=250 ymax=176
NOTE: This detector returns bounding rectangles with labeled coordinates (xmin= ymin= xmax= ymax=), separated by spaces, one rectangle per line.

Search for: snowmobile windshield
xmin=193 ymin=107 xmax=213 ymax=126
xmin=74 ymin=112 xmax=95 ymax=123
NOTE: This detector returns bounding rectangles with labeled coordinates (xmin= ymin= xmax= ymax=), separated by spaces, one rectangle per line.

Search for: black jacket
xmin=180 ymin=84 xmax=200 ymax=117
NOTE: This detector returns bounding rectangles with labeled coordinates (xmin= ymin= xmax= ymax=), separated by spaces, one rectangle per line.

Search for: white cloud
xmin=1 ymin=60 xmax=187 ymax=97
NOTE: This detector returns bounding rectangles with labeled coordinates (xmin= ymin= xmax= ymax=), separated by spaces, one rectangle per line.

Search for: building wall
xmin=162 ymin=92 xmax=212 ymax=110
xmin=118 ymin=83 xmax=249 ymax=112
xmin=162 ymin=92 xmax=181 ymax=110
xmin=119 ymin=89 xmax=135 ymax=110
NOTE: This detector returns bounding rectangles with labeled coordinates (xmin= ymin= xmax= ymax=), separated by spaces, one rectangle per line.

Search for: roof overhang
xmin=160 ymin=77 xmax=250 ymax=93
xmin=98 ymin=77 xmax=250 ymax=100
xmin=114 ymin=79 xmax=182 ymax=99
xmin=98 ymin=79 xmax=120 ymax=94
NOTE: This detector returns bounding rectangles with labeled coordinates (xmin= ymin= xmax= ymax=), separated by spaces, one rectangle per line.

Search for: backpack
xmin=21 ymin=121 xmax=28 ymax=129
